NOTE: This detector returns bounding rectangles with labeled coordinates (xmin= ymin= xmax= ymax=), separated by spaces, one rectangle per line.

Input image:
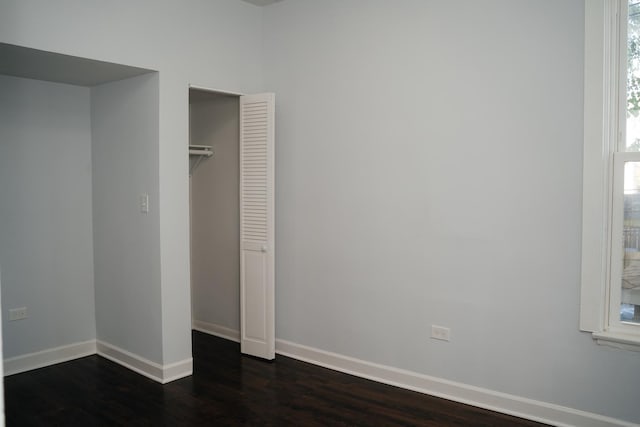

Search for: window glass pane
xmin=622 ymin=161 xmax=640 ymax=323
xmin=627 ymin=0 xmax=640 ymax=151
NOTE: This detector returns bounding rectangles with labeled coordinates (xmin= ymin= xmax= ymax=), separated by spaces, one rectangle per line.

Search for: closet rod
xmin=189 ymin=145 xmax=213 ymax=176
xmin=189 ymin=148 xmax=213 ymax=156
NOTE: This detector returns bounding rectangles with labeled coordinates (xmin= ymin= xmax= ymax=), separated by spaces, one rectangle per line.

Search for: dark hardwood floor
xmin=5 ymin=331 xmax=548 ymax=426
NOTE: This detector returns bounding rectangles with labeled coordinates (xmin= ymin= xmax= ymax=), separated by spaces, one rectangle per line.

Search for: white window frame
xmin=582 ymin=0 xmax=640 ymax=351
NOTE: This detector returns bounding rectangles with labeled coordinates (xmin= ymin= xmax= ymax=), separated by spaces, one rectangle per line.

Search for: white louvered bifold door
xmin=240 ymin=93 xmax=275 ymax=360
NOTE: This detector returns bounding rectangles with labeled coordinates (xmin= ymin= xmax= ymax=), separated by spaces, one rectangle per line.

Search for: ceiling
xmin=0 ymin=43 xmax=154 ymax=87
xmin=240 ymin=0 xmax=284 ymax=6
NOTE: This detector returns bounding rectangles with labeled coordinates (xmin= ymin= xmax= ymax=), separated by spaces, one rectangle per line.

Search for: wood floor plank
xmin=4 ymin=331 xmax=548 ymax=426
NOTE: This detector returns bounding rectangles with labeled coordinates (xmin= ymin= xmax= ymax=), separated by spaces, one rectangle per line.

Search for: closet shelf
xmin=189 ymin=145 xmax=213 ymax=176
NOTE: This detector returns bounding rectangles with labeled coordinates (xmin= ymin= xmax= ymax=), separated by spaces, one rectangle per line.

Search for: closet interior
xmin=189 ymin=89 xmax=241 ymax=339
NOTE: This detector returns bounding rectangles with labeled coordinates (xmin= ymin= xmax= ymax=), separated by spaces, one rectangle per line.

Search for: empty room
xmin=0 ymin=1 xmax=638 ymax=426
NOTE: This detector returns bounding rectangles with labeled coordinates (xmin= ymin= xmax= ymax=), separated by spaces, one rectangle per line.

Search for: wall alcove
xmin=0 ymin=42 xmax=164 ymax=376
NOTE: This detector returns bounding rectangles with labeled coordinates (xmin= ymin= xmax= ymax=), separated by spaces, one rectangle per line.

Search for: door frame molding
xmin=188 ymin=84 xmax=244 ymax=97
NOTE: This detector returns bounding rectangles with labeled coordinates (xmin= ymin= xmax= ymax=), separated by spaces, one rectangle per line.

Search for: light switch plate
xmin=139 ymin=193 xmax=149 ymax=213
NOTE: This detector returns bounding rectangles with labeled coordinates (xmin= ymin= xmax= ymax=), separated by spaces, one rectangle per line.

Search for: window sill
xmin=592 ymin=331 xmax=640 ymax=352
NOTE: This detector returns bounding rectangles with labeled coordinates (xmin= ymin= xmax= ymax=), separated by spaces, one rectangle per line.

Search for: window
xmin=582 ymin=0 xmax=640 ymax=350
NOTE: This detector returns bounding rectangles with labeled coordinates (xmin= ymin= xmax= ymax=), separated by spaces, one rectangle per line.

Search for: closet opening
xmin=188 ymin=87 xmax=276 ymax=360
xmin=189 ymin=88 xmax=242 ymax=344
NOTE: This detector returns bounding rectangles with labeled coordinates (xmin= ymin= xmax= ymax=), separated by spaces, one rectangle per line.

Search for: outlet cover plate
xmin=431 ymin=325 xmax=450 ymax=341
xmin=9 ymin=307 xmax=27 ymax=321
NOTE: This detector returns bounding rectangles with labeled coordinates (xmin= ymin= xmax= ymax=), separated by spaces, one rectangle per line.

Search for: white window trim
xmin=581 ymin=0 xmax=640 ymax=351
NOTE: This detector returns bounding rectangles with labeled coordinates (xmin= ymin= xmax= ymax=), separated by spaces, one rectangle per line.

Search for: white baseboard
xmin=192 ymin=319 xmax=240 ymax=342
xmin=276 ymin=339 xmax=637 ymax=427
xmin=3 ymin=339 xmax=192 ymax=385
xmin=163 ymin=358 xmax=194 ymax=383
xmin=3 ymin=340 xmax=97 ymax=376
xmin=193 ymin=324 xmax=634 ymax=427
xmin=96 ymin=341 xmax=192 ymax=384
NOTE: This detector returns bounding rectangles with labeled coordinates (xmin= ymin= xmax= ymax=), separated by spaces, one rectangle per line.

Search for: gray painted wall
xmin=190 ymin=95 xmax=240 ymax=332
xmin=0 ymin=0 xmax=263 ymax=365
xmin=0 ymin=75 xmax=96 ymax=358
xmin=1 ymin=0 xmax=638 ymax=423
xmin=91 ymin=73 xmax=162 ymax=362
xmin=263 ymin=0 xmax=639 ymax=423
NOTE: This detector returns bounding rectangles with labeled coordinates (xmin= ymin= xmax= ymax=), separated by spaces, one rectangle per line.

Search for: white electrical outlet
xmin=431 ymin=325 xmax=450 ymax=341
xmin=9 ymin=307 xmax=27 ymax=321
